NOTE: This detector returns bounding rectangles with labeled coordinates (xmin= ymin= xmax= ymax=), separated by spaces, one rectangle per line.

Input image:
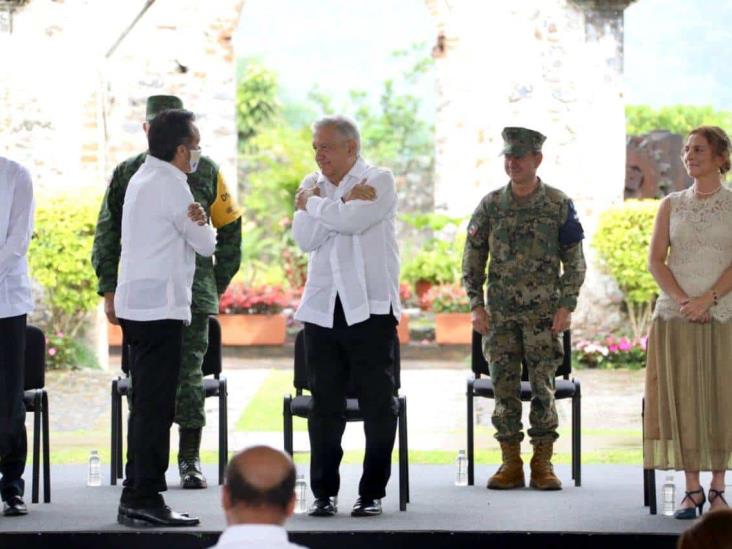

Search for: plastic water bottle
xmin=662 ymin=474 xmax=675 ymax=516
xmin=294 ymin=474 xmax=308 ymax=514
xmin=87 ymin=450 xmax=102 ymax=486
xmin=455 ymin=449 xmax=468 ymax=486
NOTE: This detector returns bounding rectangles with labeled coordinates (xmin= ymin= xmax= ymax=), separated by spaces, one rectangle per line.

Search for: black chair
xmin=23 ymin=325 xmax=51 ymax=504
xmin=466 ymin=330 xmax=581 ymax=487
xmin=642 ymin=397 xmax=657 ymax=514
xmin=283 ymin=330 xmax=410 ymax=511
xmin=110 ymin=316 xmax=228 ymax=485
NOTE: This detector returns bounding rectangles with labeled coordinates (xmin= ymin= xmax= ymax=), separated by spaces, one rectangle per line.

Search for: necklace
xmin=693 ymin=183 xmax=722 ymax=197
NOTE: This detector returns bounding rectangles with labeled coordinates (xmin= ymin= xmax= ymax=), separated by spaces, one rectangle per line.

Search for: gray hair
xmin=312 ymin=115 xmax=361 ymax=155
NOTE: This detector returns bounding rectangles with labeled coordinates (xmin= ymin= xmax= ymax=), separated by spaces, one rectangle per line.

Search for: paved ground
xmin=39 ymin=355 xmax=645 ymax=463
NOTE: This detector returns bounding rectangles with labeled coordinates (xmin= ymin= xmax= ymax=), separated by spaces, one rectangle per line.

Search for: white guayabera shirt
xmin=0 ymin=156 xmax=34 ymax=319
xmin=115 ymin=155 xmax=216 ymax=324
xmin=212 ymin=524 xmax=306 ymax=548
xmin=292 ymin=157 xmax=401 ymax=328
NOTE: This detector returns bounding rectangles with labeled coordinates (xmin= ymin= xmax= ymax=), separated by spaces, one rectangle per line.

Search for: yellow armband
xmin=210 ymin=171 xmax=241 ymax=228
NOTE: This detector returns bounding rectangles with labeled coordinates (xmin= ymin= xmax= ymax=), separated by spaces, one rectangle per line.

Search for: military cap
xmin=145 ymin=95 xmax=184 ymax=121
xmin=501 ymin=126 xmax=546 ymax=157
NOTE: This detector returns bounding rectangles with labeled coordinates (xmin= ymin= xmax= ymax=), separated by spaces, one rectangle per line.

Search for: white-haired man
xmin=292 ymin=115 xmax=401 ymax=518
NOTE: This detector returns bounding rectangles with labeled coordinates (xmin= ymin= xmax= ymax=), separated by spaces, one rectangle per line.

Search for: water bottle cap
xmin=458 ymin=449 xmax=465 ymax=455
xmin=91 ymin=450 xmax=98 ymax=454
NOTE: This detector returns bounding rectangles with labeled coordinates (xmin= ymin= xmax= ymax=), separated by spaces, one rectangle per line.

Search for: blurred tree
xmin=626 ymin=105 xmax=732 ymax=136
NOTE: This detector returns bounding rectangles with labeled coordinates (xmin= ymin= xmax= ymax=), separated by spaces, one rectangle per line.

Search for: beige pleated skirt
xmin=644 ymin=317 xmax=732 ymax=470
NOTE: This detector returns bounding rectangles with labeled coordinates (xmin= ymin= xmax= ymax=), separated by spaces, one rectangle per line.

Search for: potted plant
xmin=423 ymin=283 xmax=471 ymax=345
xmin=218 ymin=284 xmax=290 ymax=345
xmin=397 ymin=282 xmax=414 ymax=344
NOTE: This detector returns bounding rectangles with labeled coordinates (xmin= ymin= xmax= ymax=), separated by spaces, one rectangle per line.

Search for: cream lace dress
xmin=644 ymin=186 xmax=732 ymax=471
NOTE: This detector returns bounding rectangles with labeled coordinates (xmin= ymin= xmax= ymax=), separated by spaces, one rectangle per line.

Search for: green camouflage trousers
xmin=127 ymin=313 xmax=209 ymax=430
xmin=483 ymin=316 xmax=562 ymax=444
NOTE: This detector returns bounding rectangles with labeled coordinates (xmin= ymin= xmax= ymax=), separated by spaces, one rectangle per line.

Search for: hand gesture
xmin=472 ymin=307 xmax=490 ymax=336
xmin=344 ymin=179 xmax=376 ymax=202
xmin=295 ymin=186 xmax=321 ymax=210
xmin=551 ymin=307 xmax=572 ymax=334
xmin=188 ymin=202 xmax=207 ymax=226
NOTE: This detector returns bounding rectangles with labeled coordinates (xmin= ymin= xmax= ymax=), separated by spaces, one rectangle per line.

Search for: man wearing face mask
xmin=115 ymin=109 xmax=216 ymax=526
xmin=92 ymin=96 xmax=242 ymax=490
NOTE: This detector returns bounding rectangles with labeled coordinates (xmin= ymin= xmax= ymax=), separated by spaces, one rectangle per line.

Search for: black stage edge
xmin=0 ymin=531 xmax=677 ymax=549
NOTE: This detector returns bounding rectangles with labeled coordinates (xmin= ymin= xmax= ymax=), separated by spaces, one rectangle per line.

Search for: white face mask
xmin=189 ymin=148 xmax=202 ymax=173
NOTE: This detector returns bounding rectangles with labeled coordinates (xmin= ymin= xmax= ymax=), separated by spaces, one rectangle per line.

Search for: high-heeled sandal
xmin=673 ymin=488 xmax=706 ymax=519
xmin=709 ymin=489 xmax=729 ymax=510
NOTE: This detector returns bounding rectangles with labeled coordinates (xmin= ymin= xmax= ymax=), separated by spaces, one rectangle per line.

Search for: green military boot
xmin=487 ymin=441 xmax=525 ymax=489
xmin=529 ymin=441 xmax=562 ymax=490
xmin=178 ymin=427 xmax=208 ymax=489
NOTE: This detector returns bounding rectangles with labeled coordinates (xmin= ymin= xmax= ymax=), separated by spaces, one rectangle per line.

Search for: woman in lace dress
xmin=645 ymin=126 xmax=732 ymax=519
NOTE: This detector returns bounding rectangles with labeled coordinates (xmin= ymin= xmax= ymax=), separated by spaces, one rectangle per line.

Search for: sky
xmin=235 ymin=0 xmax=732 ymax=115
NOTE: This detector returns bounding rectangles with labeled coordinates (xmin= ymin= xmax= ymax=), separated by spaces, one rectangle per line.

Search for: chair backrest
xmin=293 ymin=329 xmax=402 ymax=395
xmin=120 ymin=316 xmax=222 ymax=377
xmin=471 ymin=329 xmax=572 ymax=380
xmin=201 ymin=316 xmax=222 ymax=378
xmin=24 ymin=325 xmax=46 ymax=390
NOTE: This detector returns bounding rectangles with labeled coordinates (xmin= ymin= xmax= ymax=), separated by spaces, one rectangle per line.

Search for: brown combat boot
xmin=487 ymin=441 xmax=525 ymax=489
xmin=529 ymin=441 xmax=562 ymax=490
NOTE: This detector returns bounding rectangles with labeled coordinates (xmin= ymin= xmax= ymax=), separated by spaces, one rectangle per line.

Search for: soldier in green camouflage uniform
xmin=92 ymin=96 xmax=242 ymax=489
xmin=462 ymin=127 xmax=586 ymax=491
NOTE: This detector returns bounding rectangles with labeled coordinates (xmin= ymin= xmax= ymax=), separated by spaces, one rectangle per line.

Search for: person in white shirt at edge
xmin=0 ymin=156 xmax=34 ymax=517
xmin=212 ymin=446 xmax=307 ymax=549
xmin=115 ymin=108 xmax=216 ymax=528
xmin=292 ymin=115 xmax=401 ymax=518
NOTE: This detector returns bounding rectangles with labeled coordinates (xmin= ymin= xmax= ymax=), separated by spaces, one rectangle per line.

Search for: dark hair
xmin=677 ymin=509 xmax=732 ymax=549
xmin=225 ymin=459 xmax=296 ymax=511
xmin=688 ymin=125 xmax=732 ymax=174
xmin=147 ymin=109 xmax=196 ymax=162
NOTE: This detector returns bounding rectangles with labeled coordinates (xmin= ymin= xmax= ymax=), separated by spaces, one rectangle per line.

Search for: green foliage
xmin=626 ymin=104 xmax=732 ymax=136
xmin=28 ymin=194 xmax=100 ymax=369
xmin=592 ymin=200 xmax=660 ymax=338
xmin=236 ymin=62 xmax=280 ymax=147
xmin=239 ymin=125 xmax=314 ymax=287
xmin=400 ymin=214 xmax=465 ymax=285
xmin=45 ymin=332 xmax=98 ymax=371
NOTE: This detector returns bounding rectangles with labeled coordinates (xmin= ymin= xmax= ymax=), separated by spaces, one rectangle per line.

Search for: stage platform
xmin=0 ymin=464 xmax=688 ymax=549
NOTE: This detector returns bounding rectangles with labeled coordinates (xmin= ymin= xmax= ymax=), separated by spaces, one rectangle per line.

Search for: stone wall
xmin=0 ymin=0 xmax=243 ymax=195
xmin=425 ymin=0 xmax=635 ymax=339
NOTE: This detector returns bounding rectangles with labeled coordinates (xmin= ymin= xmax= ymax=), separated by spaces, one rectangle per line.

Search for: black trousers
xmin=304 ymin=298 xmax=399 ymax=500
xmin=0 ymin=314 xmax=27 ymax=501
xmin=119 ymin=318 xmax=183 ymax=505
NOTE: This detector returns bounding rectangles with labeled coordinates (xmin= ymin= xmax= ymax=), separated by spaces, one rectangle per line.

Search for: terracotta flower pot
xmin=434 ymin=312 xmax=472 ymax=345
xmin=397 ymin=313 xmax=410 ymax=344
xmin=218 ymin=313 xmax=287 ymax=346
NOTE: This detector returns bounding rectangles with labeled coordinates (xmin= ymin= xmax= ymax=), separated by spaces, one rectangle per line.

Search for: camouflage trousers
xmin=127 ymin=312 xmax=209 ymax=430
xmin=483 ymin=316 xmax=562 ymax=444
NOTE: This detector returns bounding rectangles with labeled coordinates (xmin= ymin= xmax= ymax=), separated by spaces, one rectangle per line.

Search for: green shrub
xmin=626 ymin=104 xmax=732 ymax=136
xmin=28 ymin=194 xmax=100 ymax=369
xmin=422 ymin=283 xmax=469 ymax=313
xmin=400 ymin=213 xmax=465 ymax=285
xmin=592 ymin=200 xmax=659 ymax=338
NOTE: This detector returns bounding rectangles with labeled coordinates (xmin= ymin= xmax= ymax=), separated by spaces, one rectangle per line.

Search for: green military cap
xmin=501 ymin=126 xmax=546 ymax=157
xmin=145 ymin=95 xmax=184 ymax=121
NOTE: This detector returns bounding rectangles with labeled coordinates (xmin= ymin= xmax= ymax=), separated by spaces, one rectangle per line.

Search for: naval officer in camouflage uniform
xmin=92 ymin=95 xmax=242 ymax=489
xmin=462 ymin=127 xmax=586 ymax=491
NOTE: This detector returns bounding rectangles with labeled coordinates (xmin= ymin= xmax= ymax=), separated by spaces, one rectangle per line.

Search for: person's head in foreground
xmin=677 ymin=509 xmax=732 ymax=549
xmin=222 ymin=445 xmax=297 ymax=526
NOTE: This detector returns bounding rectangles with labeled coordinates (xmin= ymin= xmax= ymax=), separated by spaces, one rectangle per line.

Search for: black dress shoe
xmin=351 ymin=497 xmax=382 ymax=517
xmin=117 ymin=504 xmax=199 ymax=527
xmin=308 ymin=497 xmax=337 ymax=517
xmin=179 ymin=459 xmax=208 ymax=490
xmin=3 ymin=495 xmax=28 ymax=517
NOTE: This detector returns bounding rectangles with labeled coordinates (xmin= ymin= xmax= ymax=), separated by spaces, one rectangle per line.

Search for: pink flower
xmin=608 ymin=344 xmax=619 ymax=353
xmin=640 ymin=336 xmax=648 ymax=351
xmin=618 ymin=337 xmax=632 ymax=351
xmin=48 ymin=348 xmax=57 ymax=357
xmin=56 ymin=331 xmax=64 ymax=338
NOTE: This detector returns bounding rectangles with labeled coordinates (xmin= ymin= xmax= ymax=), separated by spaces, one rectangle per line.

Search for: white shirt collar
xmin=216 ymin=524 xmax=290 ymax=544
xmin=144 ymin=154 xmax=188 ymax=182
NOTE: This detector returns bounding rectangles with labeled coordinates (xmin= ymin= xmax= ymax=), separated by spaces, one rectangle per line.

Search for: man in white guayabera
xmin=115 ymin=108 xmax=215 ymax=527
